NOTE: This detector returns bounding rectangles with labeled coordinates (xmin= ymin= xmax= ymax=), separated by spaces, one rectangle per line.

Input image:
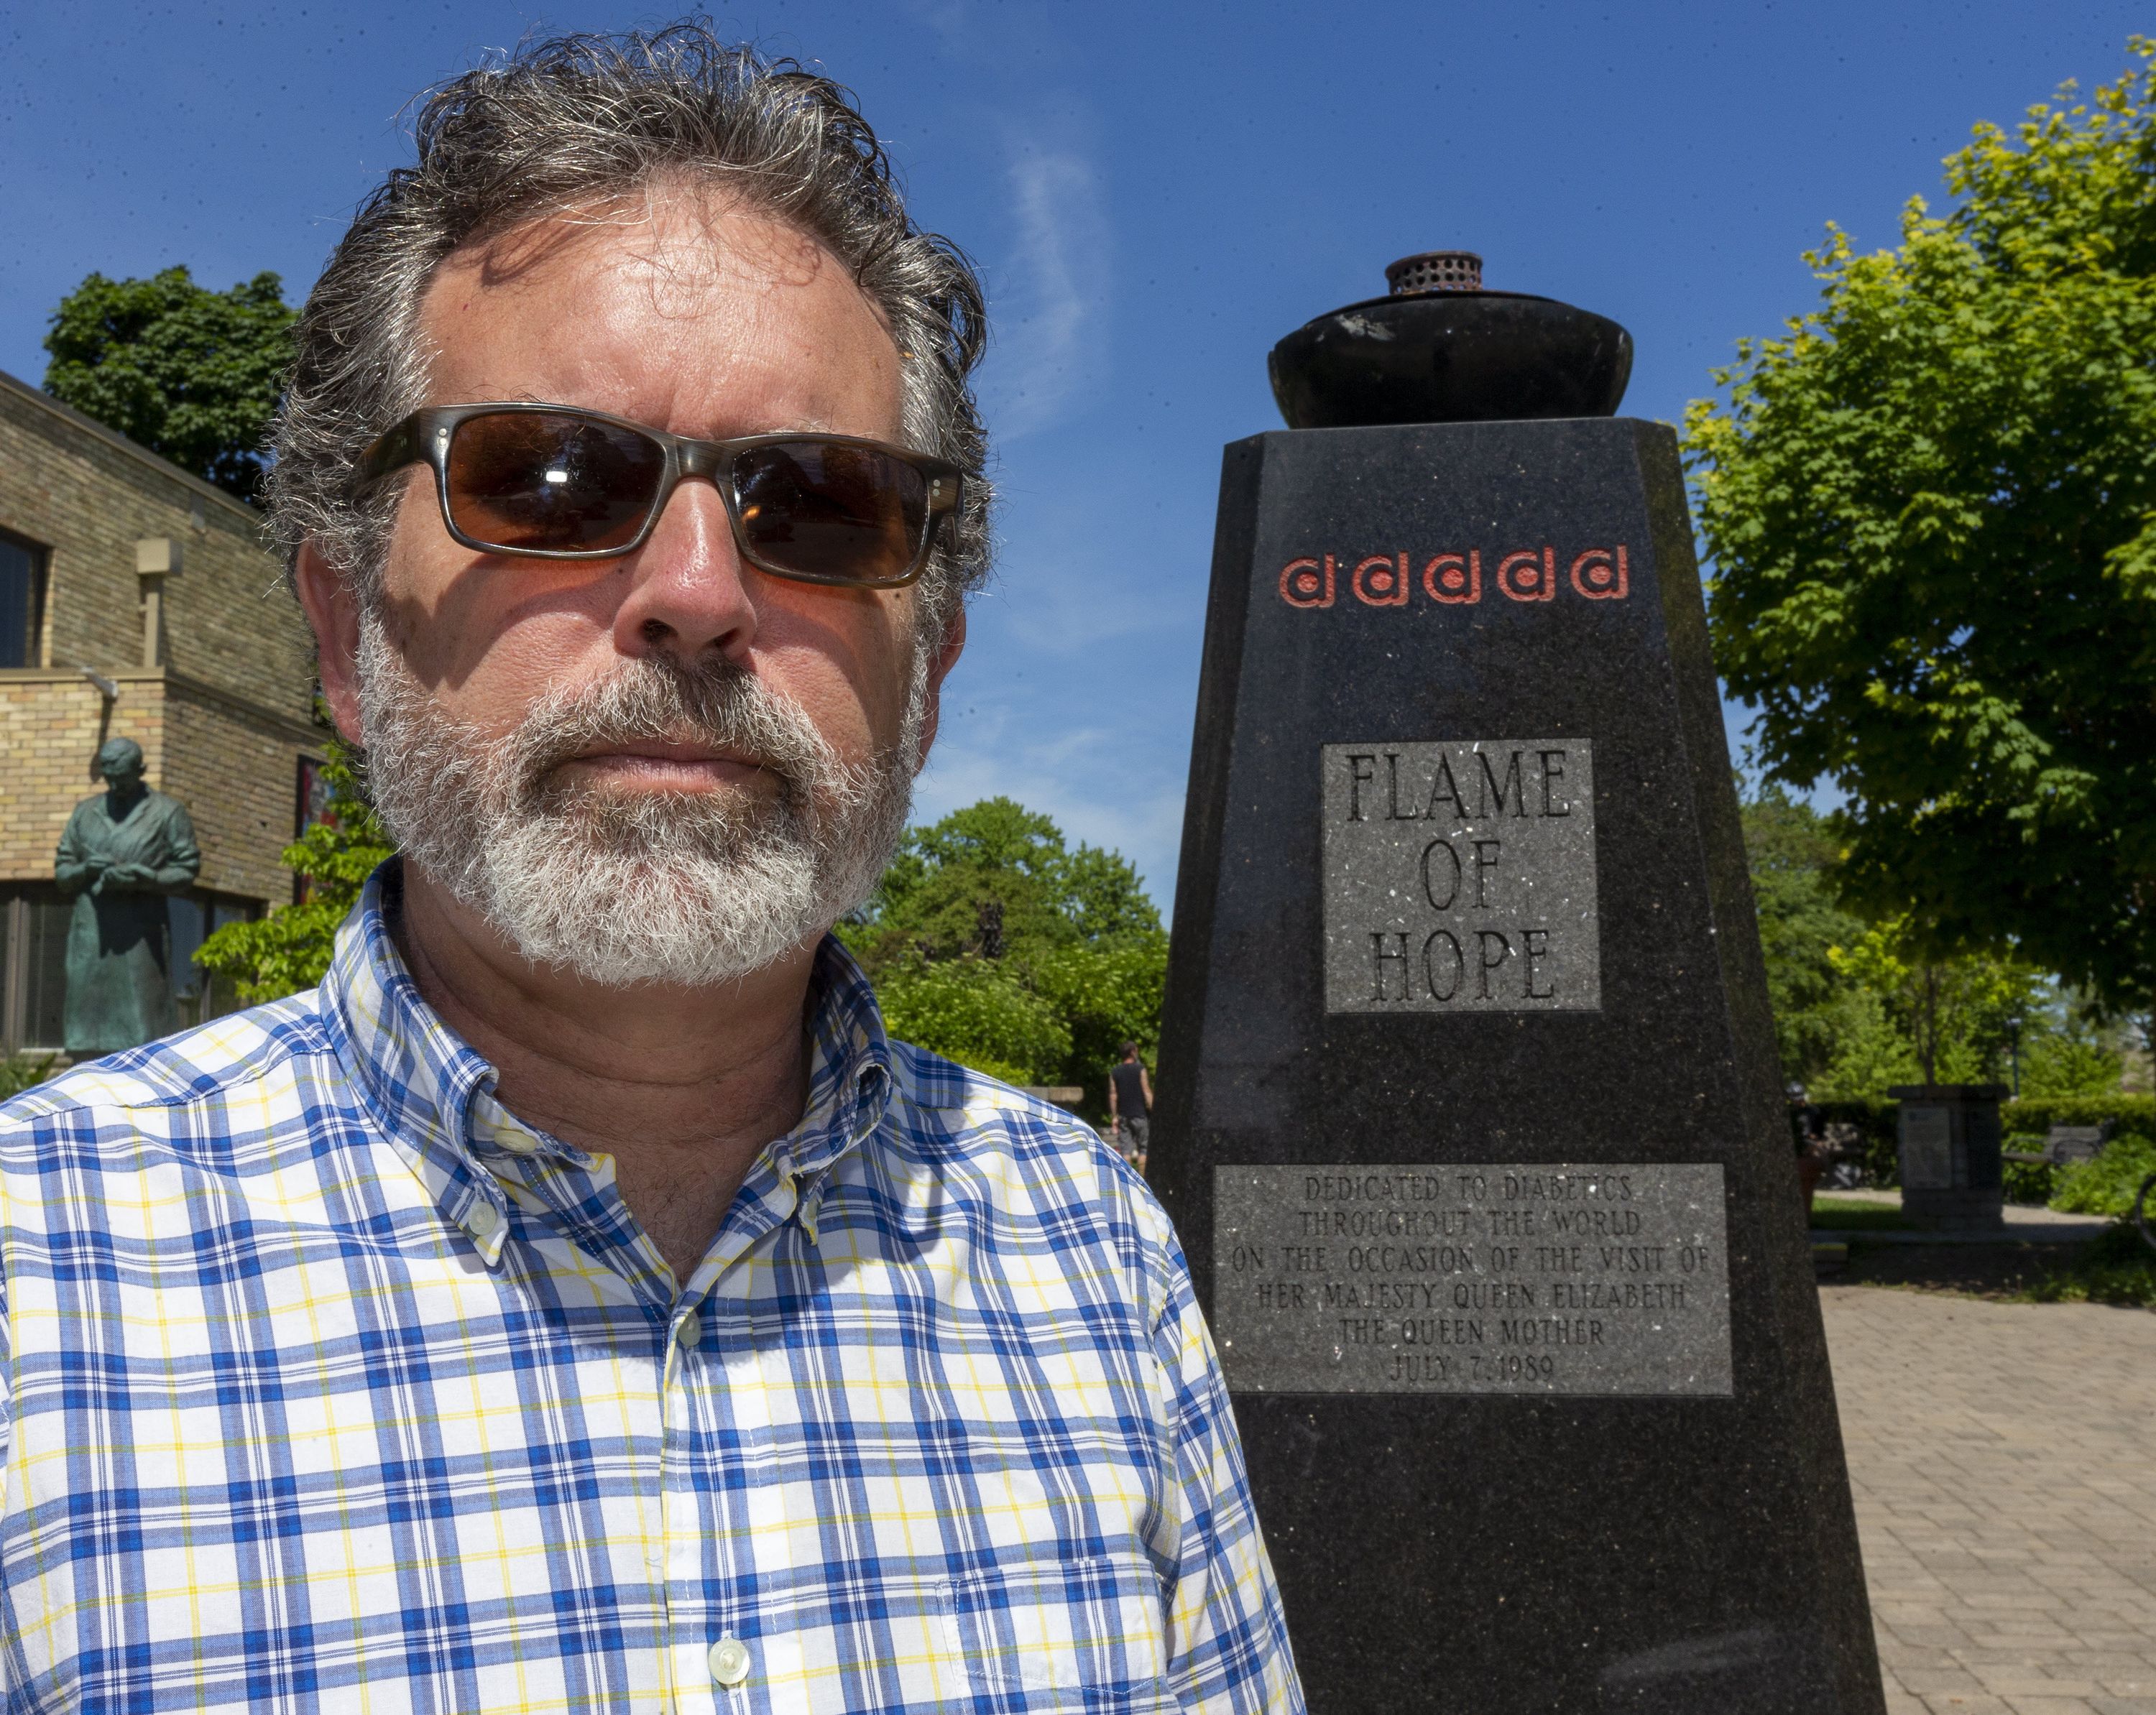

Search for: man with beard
xmin=0 ymin=28 xmax=1301 ymax=1715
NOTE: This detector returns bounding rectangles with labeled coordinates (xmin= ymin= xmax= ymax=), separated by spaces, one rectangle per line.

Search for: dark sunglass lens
xmin=445 ymin=412 xmax=665 ymax=553
xmin=734 ymin=441 xmax=931 ymax=584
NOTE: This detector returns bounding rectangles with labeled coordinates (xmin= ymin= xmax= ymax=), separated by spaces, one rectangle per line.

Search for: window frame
xmin=0 ymin=525 xmax=50 ymax=670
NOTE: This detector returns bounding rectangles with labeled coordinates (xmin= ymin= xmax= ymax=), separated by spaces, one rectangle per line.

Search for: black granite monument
xmin=1153 ymin=255 xmax=1886 ymax=1713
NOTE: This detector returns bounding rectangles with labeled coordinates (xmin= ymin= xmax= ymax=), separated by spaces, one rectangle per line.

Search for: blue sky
xmin=1 ymin=1 xmax=2144 ymax=909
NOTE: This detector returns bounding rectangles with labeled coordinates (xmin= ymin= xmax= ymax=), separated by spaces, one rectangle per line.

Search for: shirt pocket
xmin=942 ymin=1555 xmax=1177 ymax=1710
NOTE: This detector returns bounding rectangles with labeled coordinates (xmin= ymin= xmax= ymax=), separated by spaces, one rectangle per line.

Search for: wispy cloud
xmin=898 ymin=0 xmax=972 ymax=50
xmin=913 ymin=712 xmax=1187 ymax=907
xmin=978 ymin=149 xmax=1111 ymax=441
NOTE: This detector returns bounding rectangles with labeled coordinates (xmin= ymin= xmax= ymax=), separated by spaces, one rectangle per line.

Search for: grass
xmin=2012 ymin=1221 xmax=2156 ymax=1308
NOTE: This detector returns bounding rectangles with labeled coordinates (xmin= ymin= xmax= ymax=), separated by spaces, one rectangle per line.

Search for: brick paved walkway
xmin=1822 ymin=1288 xmax=2156 ymax=1714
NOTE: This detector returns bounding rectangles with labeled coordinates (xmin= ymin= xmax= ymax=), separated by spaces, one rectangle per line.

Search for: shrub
xmin=2049 ymin=1134 xmax=2156 ymax=1219
xmin=2000 ymin=1094 xmax=2156 ymax=1143
xmin=0 ymin=1055 xmax=59 ymax=1102
xmin=874 ymin=957 xmax=1072 ymax=1085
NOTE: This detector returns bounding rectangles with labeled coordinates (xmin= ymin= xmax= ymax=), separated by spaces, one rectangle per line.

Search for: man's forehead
xmin=413 ymin=183 xmax=900 ymax=432
xmin=433 ymin=185 xmax=835 ymax=305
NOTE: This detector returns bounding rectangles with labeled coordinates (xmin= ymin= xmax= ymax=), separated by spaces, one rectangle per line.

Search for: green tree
xmin=1029 ymin=938 xmax=1171 ymax=1093
xmin=1824 ymin=917 xmax=2042 ymax=1094
xmin=1685 ymin=43 xmax=2156 ymax=1019
xmin=44 ymin=267 xmax=295 ymax=503
xmin=2019 ymin=1026 xmax=2127 ymax=1098
xmin=844 ymin=796 xmax=1163 ymax=963
xmin=2013 ymin=986 xmax=2129 ymax=1096
xmin=194 ymin=745 xmax=394 ymax=1002
xmin=844 ymin=798 xmax=1167 ymax=1098
xmin=1807 ymin=990 xmax=1921 ymax=1104
xmin=1740 ymin=788 xmax=1869 ymax=1087
xmin=852 ymin=798 xmax=1085 ymax=964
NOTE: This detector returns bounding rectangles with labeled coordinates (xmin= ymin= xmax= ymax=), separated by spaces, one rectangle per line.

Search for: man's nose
xmin=609 ymin=476 xmax=759 ymax=665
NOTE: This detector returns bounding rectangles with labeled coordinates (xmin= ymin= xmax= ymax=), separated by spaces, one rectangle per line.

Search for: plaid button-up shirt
xmin=0 ymin=870 xmax=1299 ymax=1714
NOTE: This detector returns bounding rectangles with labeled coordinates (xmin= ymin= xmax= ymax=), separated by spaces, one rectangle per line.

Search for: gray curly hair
xmin=268 ymin=23 xmax=991 ymax=641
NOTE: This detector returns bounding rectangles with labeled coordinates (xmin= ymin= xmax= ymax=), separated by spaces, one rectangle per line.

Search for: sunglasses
xmin=357 ymin=402 xmax=964 ymax=588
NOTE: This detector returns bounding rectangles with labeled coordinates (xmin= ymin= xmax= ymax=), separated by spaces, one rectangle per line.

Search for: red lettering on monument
xmin=1353 ymin=553 xmax=1410 ymax=606
xmin=1280 ymin=555 xmax=1336 ymax=608
xmin=1496 ymin=548 xmax=1557 ymax=603
xmin=1570 ymin=545 xmax=1628 ymax=600
xmin=1278 ymin=543 xmax=1630 ymax=609
xmin=1422 ymin=552 xmax=1480 ymax=604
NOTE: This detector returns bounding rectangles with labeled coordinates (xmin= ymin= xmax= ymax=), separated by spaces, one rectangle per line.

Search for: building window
xmin=1 ymin=886 xmax=263 ymax=1056
xmin=167 ymin=890 xmax=264 ymax=1030
xmin=0 ymin=887 xmax=73 ymax=1055
xmin=0 ymin=530 xmax=47 ymax=669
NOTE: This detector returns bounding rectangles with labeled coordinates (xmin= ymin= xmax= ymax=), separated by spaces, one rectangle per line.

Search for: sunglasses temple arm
xmin=357 ymin=414 xmax=427 ymax=486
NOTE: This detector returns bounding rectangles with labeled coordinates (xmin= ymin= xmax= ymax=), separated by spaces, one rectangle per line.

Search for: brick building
xmin=0 ymin=367 xmax=323 ymax=1054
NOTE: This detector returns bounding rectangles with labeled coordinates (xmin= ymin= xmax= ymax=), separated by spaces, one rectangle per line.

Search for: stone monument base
xmin=1891 ymin=1084 xmax=2007 ymax=1233
xmin=1902 ymin=1185 xmax=2006 ymax=1230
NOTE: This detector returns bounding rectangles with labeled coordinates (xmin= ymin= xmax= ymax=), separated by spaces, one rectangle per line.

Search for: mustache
xmin=507 ymin=654 xmax=843 ymax=813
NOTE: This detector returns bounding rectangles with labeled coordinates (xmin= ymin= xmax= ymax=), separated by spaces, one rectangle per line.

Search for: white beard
xmin=354 ymin=610 xmax=924 ymax=987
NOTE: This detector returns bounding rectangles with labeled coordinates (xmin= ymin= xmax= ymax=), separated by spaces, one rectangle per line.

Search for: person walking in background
xmin=1110 ymin=1040 xmax=1153 ymax=1174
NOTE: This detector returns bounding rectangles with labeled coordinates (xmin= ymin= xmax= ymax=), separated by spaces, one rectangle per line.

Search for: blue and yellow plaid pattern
xmin=0 ymin=867 xmax=1300 ymax=1713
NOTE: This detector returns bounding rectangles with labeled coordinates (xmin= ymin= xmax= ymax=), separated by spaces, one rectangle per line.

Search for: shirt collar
xmin=321 ymin=861 xmax=895 ymax=1250
xmin=782 ymin=934 xmax=895 ymax=1243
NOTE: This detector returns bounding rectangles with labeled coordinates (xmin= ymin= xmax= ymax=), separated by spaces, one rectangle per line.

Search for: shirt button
xmin=466 ymin=1201 xmax=499 ymax=1238
xmin=709 ymin=1637 xmax=751 ymax=1686
xmin=494 ymin=1129 xmax=540 ymax=1156
xmin=677 ymin=1311 xmax=702 ymax=1351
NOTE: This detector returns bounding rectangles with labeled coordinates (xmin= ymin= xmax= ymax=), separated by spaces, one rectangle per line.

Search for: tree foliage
xmin=1826 ymin=917 xmax=2041 ymax=1091
xmin=874 ymin=959 xmax=1072 ymax=1087
xmin=1735 ymin=787 xmax=2127 ymax=1101
xmin=847 ymin=797 xmax=1160 ymax=966
xmin=1741 ymin=790 xmax=1869 ymax=1087
xmin=842 ymin=798 xmax=1167 ymax=1096
xmin=2019 ymin=1017 xmax=2128 ymax=1098
xmin=1687 ymin=42 xmax=2156 ymax=1017
xmin=43 ymin=267 xmax=295 ymax=503
xmin=2047 ymin=1131 xmax=2156 ymax=1218
xmin=194 ymin=745 xmax=393 ymax=1002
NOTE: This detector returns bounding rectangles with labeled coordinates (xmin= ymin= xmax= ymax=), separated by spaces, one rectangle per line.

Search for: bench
xmin=2002 ymin=1121 xmax=2114 ymax=1167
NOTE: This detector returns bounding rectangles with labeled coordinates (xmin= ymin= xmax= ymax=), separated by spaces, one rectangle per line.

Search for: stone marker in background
xmin=1153 ymin=254 xmax=1886 ymax=1714
xmin=1891 ymin=1083 xmax=2007 ymax=1230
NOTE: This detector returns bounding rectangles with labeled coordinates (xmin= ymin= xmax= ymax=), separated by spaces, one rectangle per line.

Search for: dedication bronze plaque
xmin=1212 ymin=1161 xmax=1731 ymax=1395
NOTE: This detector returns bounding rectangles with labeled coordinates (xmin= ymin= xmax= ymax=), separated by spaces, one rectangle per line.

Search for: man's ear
xmin=911 ymin=606 xmax=967 ymax=772
xmin=293 ymin=542 xmax=366 ymax=747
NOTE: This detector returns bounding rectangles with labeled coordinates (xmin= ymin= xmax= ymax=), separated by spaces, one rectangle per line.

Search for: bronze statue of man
xmin=53 ymin=738 xmax=201 ymax=1054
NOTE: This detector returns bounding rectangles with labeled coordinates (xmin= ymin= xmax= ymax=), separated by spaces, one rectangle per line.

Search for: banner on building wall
xmin=293 ymin=756 xmax=336 ymax=905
